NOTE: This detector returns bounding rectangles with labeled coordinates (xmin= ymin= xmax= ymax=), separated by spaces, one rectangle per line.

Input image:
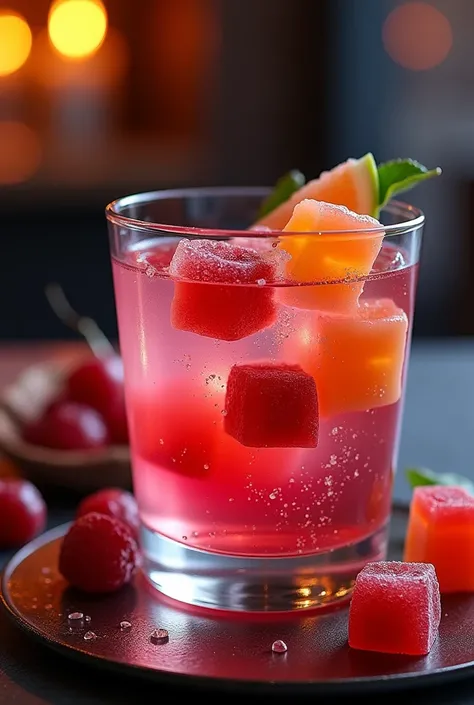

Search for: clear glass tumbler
xmin=106 ymin=188 xmax=423 ymax=612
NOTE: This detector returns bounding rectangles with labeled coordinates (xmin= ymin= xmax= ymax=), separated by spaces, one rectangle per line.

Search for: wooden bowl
xmin=0 ymin=360 xmax=132 ymax=494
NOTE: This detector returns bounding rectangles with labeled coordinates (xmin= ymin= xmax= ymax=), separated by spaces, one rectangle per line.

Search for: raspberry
xmin=59 ymin=513 xmax=138 ymax=593
xmin=0 ymin=478 xmax=47 ymax=548
xmin=76 ymin=488 xmax=139 ymax=539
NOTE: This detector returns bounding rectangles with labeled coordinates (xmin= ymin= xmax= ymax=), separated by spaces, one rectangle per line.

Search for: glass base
xmin=140 ymin=524 xmax=388 ymax=612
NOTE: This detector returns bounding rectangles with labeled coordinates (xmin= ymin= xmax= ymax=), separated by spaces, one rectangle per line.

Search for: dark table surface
xmin=0 ymin=338 xmax=472 ymax=704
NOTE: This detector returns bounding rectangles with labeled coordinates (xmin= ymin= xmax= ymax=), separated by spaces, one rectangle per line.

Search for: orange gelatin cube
xmin=295 ymin=298 xmax=408 ymax=417
xmin=404 ymin=486 xmax=474 ymax=593
xmin=278 ymin=199 xmax=383 ymax=313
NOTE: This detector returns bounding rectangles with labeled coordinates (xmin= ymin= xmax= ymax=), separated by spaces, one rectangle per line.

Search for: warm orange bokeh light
xmin=0 ymin=122 xmax=41 ymax=185
xmin=48 ymin=0 xmax=107 ymax=60
xmin=383 ymin=2 xmax=452 ymax=71
xmin=0 ymin=10 xmax=32 ymax=77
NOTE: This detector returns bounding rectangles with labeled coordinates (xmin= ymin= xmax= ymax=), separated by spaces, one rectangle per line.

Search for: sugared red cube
xmin=169 ymin=239 xmax=287 ymax=341
xmin=278 ymin=199 xmax=384 ymax=313
xmin=404 ymin=486 xmax=474 ymax=593
xmin=348 ymin=561 xmax=441 ymax=655
xmin=224 ymin=363 xmax=319 ymax=448
xmin=293 ymin=298 xmax=408 ymax=417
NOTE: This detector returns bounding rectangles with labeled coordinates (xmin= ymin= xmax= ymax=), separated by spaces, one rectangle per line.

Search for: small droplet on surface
xmin=85 ymin=615 xmax=91 ymax=623
xmin=150 ymin=628 xmax=169 ymax=644
xmin=203 ymin=464 xmax=209 ymax=470
xmin=120 ymin=621 xmax=132 ymax=630
xmin=256 ymin=278 xmax=266 ymax=286
xmin=68 ymin=612 xmax=84 ymax=621
xmin=182 ymin=535 xmax=188 ymax=541
xmin=41 ymin=567 xmax=51 ymax=575
xmin=272 ymin=639 xmax=287 ymax=653
xmin=221 ymin=409 xmax=228 ymax=416
xmin=45 ymin=603 xmax=53 ymax=611
xmin=84 ymin=631 xmax=97 ymax=641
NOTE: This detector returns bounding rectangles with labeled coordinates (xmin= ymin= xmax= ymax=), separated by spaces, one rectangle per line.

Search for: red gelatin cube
xmin=224 ymin=362 xmax=319 ymax=448
xmin=169 ymin=239 xmax=286 ymax=341
xmin=348 ymin=561 xmax=441 ymax=655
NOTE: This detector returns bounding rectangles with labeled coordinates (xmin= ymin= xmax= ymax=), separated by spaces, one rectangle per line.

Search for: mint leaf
xmin=378 ymin=159 xmax=441 ymax=209
xmin=405 ymin=467 xmax=474 ymax=494
xmin=258 ymin=170 xmax=305 ymax=219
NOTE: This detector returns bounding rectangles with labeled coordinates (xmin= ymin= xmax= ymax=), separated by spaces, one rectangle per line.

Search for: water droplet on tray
xmin=150 ymin=628 xmax=169 ymax=643
xmin=272 ymin=639 xmax=287 ymax=653
xmin=68 ymin=612 xmax=84 ymax=621
xmin=120 ymin=621 xmax=132 ymax=630
xmin=85 ymin=615 xmax=91 ymax=622
xmin=84 ymin=631 xmax=97 ymax=641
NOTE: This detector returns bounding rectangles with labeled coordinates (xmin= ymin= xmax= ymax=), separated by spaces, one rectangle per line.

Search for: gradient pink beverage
xmin=112 ymin=240 xmax=417 ymax=557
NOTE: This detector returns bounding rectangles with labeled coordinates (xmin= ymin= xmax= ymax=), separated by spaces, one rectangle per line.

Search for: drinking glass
xmin=106 ymin=188 xmax=423 ymax=612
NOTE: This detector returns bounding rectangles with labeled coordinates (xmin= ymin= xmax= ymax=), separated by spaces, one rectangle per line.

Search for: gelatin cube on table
xmin=169 ymin=239 xmax=288 ymax=341
xmin=404 ymin=486 xmax=474 ymax=593
xmin=348 ymin=561 xmax=441 ymax=655
xmin=277 ymin=199 xmax=384 ymax=313
xmin=294 ymin=298 xmax=408 ymax=417
xmin=224 ymin=362 xmax=319 ymax=448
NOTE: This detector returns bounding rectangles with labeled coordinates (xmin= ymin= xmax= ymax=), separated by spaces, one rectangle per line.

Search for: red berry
xmin=76 ymin=488 xmax=139 ymax=538
xmin=65 ymin=356 xmax=129 ymax=445
xmin=59 ymin=512 xmax=138 ymax=593
xmin=102 ymin=394 xmax=129 ymax=445
xmin=22 ymin=402 xmax=110 ymax=451
xmin=0 ymin=479 xmax=47 ymax=548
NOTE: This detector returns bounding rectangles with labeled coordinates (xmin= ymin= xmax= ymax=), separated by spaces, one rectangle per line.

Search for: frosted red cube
xmin=169 ymin=239 xmax=286 ymax=341
xmin=224 ymin=362 xmax=319 ymax=448
xmin=348 ymin=561 xmax=441 ymax=655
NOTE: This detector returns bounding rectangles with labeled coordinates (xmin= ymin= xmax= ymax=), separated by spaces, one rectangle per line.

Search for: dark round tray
xmin=2 ymin=508 xmax=474 ymax=695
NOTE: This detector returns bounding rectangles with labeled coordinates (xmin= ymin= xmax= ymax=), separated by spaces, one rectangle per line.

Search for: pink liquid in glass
xmin=112 ymin=240 xmax=417 ymax=558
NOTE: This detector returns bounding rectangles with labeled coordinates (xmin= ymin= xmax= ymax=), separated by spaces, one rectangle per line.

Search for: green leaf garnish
xmin=257 ymin=170 xmax=306 ymax=219
xmin=377 ymin=159 xmax=441 ymax=210
xmin=405 ymin=467 xmax=474 ymax=494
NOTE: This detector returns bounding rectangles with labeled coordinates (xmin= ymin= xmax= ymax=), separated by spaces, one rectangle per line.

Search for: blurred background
xmin=0 ymin=0 xmax=469 ymax=341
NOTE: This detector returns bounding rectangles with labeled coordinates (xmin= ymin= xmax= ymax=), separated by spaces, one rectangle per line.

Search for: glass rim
xmin=105 ymin=186 xmax=425 ymax=238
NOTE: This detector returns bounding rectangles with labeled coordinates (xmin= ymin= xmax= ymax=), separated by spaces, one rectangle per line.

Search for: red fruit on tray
xmin=22 ymin=401 xmax=110 ymax=451
xmin=0 ymin=478 xmax=47 ymax=548
xmin=59 ymin=512 xmax=138 ymax=593
xmin=76 ymin=488 xmax=139 ymax=539
xmin=348 ymin=561 xmax=441 ymax=655
xmin=224 ymin=362 xmax=319 ymax=448
xmin=65 ymin=355 xmax=129 ymax=444
xmin=169 ymin=239 xmax=287 ymax=341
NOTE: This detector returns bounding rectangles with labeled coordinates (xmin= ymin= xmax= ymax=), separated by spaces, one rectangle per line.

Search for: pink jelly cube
xmin=169 ymin=239 xmax=287 ymax=341
xmin=224 ymin=362 xmax=319 ymax=448
xmin=348 ymin=561 xmax=441 ymax=655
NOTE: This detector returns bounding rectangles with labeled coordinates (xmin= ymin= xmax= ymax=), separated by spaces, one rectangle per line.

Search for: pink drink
xmin=112 ymin=241 xmax=417 ymax=558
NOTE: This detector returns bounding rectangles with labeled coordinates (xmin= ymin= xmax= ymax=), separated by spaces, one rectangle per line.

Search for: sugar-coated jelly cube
xmin=278 ymin=199 xmax=384 ymax=313
xmin=169 ymin=239 xmax=287 ymax=341
xmin=404 ymin=486 xmax=474 ymax=593
xmin=348 ymin=561 xmax=441 ymax=655
xmin=294 ymin=298 xmax=408 ymax=417
xmin=224 ymin=362 xmax=319 ymax=448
